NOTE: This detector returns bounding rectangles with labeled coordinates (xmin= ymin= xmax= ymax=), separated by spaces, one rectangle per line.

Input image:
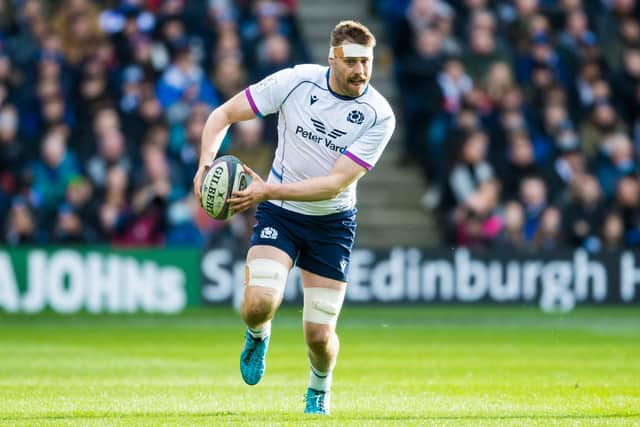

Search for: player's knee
xmin=241 ymin=295 xmax=275 ymax=324
xmin=242 ymin=258 xmax=289 ymax=323
xmin=305 ymin=324 xmax=333 ymax=353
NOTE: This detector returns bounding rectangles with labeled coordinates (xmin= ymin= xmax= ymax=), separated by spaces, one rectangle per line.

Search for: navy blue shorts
xmin=249 ymin=202 xmax=357 ymax=282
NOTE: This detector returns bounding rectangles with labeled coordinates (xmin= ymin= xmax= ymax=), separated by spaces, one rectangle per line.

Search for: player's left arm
xmin=228 ymin=107 xmax=395 ymax=212
xmin=227 ymin=156 xmax=367 ymax=212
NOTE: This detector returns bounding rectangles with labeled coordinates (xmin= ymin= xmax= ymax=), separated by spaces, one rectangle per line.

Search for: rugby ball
xmin=200 ymin=155 xmax=249 ymax=220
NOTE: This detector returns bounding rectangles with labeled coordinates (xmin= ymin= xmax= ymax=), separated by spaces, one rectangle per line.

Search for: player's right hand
xmin=227 ymin=165 xmax=268 ymax=213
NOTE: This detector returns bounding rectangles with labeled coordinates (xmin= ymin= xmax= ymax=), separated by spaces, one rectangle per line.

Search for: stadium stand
xmin=375 ymin=0 xmax=640 ymax=250
xmin=0 ymin=0 xmax=308 ymax=247
xmin=2 ymin=0 xmax=640 ymax=252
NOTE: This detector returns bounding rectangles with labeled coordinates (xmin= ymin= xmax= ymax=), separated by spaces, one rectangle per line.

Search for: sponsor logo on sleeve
xmin=254 ymin=75 xmax=277 ymax=93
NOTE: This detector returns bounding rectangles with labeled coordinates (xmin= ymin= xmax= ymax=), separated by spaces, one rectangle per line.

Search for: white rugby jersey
xmin=245 ymin=64 xmax=395 ymax=215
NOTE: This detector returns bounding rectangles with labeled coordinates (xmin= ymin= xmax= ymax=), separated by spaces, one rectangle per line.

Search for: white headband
xmin=329 ymin=44 xmax=373 ymax=59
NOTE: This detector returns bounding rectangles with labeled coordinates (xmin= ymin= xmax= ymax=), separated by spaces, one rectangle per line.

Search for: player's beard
xmin=330 ymin=64 xmax=368 ymax=97
xmin=346 ymin=75 xmax=367 ymax=95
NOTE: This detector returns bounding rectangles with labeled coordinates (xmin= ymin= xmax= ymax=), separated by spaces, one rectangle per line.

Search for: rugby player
xmin=193 ymin=20 xmax=395 ymax=415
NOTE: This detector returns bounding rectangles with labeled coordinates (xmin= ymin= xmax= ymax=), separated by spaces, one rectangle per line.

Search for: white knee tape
xmin=303 ymin=287 xmax=345 ymax=325
xmin=246 ymin=258 xmax=289 ymax=294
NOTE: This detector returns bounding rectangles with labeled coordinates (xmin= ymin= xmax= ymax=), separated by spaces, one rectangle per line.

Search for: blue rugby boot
xmin=240 ymin=330 xmax=269 ymax=385
xmin=304 ymin=388 xmax=330 ymax=415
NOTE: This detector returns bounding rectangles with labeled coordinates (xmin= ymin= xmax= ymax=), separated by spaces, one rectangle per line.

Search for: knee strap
xmin=303 ymin=287 xmax=345 ymax=325
xmin=246 ymin=258 xmax=289 ymax=294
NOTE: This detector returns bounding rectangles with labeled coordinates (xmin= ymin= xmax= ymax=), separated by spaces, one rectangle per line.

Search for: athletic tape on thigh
xmin=246 ymin=258 xmax=289 ymax=293
xmin=303 ymin=287 xmax=346 ymax=325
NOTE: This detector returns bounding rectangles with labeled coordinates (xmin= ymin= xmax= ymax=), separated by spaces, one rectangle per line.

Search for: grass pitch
xmin=1 ymin=306 xmax=639 ymax=426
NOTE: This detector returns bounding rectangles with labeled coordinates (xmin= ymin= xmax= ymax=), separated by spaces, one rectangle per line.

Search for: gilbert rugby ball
xmin=200 ymin=155 xmax=249 ymax=220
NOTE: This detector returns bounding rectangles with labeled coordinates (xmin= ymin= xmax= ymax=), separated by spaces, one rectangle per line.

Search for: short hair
xmin=330 ymin=20 xmax=376 ymax=47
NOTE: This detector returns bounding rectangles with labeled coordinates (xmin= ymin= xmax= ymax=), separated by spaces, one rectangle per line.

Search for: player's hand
xmin=193 ymin=163 xmax=209 ymax=201
xmin=227 ymin=165 xmax=268 ymax=213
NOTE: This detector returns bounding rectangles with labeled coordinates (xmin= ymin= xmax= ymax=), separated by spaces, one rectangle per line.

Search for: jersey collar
xmin=325 ymin=68 xmax=369 ymax=100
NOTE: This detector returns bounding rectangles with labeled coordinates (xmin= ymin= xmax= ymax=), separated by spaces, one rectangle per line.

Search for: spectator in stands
xmin=52 ymin=203 xmax=94 ymax=244
xmin=562 ymin=174 xmax=605 ymax=250
xmin=0 ymin=104 xmax=22 ymax=228
xmin=29 ymin=128 xmax=80 ymax=223
xmin=501 ymin=131 xmax=541 ymax=201
xmin=116 ymin=143 xmax=171 ymax=245
xmin=572 ymin=60 xmax=604 ymax=119
xmin=4 ymin=197 xmax=39 ymax=245
xmin=422 ymin=108 xmax=481 ymax=209
xmin=64 ymin=175 xmax=97 ymax=233
xmin=398 ymin=28 xmax=445 ymax=165
xmin=168 ymin=104 xmax=208 ymax=196
xmin=212 ymin=58 xmax=247 ymax=101
xmin=545 ymin=145 xmax=587 ymax=205
xmin=504 ymin=0 xmax=540 ymax=54
xmin=612 ymin=47 xmax=640 ymax=126
xmin=614 ymin=176 xmax=640 ymax=246
xmin=495 ymin=200 xmax=527 ymax=249
xmin=557 ymin=8 xmax=599 ymax=74
xmin=226 ymin=118 xmax=274 ymax=179
xmin=463 ymin=27 xmax=508 ymax=83
xmin=97 ymin=165 xmax=130 ymax=242
xmin=599 ymin=0 xmax=639 ymax=71
xmin=532 ymin=205 xmax=564 ymax=249
xmin=253 ymin=33 xmax=294 ymax=80
xmin=75 ymin=55 xmax=112 ymax=124
xmin=52 ymin=0 xmax=105 ymax=68
xmin=155 ymin=43 xmax=218 ymax=110
xmin=166 ymin=194 xmax=203 ymax=246
xmin=0 ymin=104 xmax=23 ymax=175
xmin=482 ymin=61 xmax=515 ymax=111
xmin=595 ymin=133 xmax=638 ymax=199
xmin=579 ymin=99 xmax=627 ymax=159
xmin=86 ymin=127 xmax=132 ymax=192
xmin=532 ymin=102 xmax=574 ymax=163
xmin=519 ymin=175 xmax=547 ymax=241
xmin=600 ymin=210 xmax=625 ymax=251
xmin=444 ymin=130 xmax=501 ymax=245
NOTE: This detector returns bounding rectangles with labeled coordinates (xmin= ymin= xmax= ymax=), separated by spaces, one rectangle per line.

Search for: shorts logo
xmin=260 ymin=227 xmax=278 ymax=239
xmin=347 ymin=110 xmax=364 ymax=125
xmin=340 ymin=259 xmax=348 ymax=271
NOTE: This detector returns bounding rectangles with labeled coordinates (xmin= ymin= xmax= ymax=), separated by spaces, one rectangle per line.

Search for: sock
xmin=308 ymin=364 xmax=332 ymax=392
xmin=248 ymin=322 xmax=271 ymax=340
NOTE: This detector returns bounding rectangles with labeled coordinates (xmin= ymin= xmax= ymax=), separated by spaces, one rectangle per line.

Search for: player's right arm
xmin=193 ymin=91 xmax=256 ymax=200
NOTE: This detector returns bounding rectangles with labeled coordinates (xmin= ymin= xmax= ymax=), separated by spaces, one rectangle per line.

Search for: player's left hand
xmin=227 ymin=165 xmax=269 ymax=213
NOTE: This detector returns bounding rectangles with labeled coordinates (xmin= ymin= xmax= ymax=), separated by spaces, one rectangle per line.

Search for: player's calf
xmin=239 ymin=258 xmax=288 ymax=386
xmin=302 ymin=287 xmax=345 ymax=414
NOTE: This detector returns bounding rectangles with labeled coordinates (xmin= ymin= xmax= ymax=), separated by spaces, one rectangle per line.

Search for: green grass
xmin=1 ymin=306 xmax=640 ymax=426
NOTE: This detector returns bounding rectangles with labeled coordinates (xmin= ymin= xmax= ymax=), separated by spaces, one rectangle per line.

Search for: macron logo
xmin=310 ymin=95 xmax=318 ymax=105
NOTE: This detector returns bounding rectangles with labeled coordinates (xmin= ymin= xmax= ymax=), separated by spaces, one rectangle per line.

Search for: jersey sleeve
xmin=343 ymin=111 xmax=396 ymax=171
xmin=245 ymin=67 xmax=298 ymax=117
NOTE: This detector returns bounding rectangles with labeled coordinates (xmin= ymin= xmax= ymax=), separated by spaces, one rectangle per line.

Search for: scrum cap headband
xmin=329 ymin=44 xmax=373 ymax=60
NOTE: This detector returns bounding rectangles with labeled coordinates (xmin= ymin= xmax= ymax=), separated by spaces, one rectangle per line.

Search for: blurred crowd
xmin=375 ymin=0 xmax=640 ymax=251
xmin=0 ymin=0 xmax=308 ymax=246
